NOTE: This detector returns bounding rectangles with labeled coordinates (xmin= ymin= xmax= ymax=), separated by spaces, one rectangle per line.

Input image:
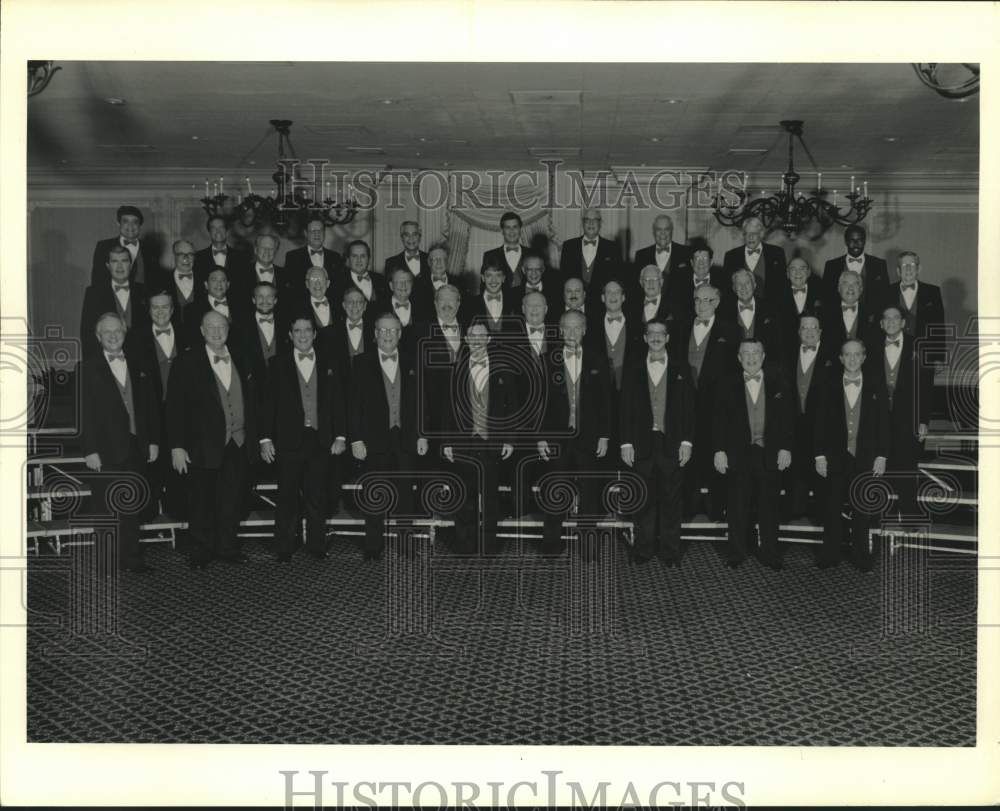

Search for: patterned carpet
xmin=26 ymin=534 xmax=976 ymax=745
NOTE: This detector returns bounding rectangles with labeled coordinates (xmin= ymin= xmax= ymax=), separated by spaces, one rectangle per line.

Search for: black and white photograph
xmin=1 ymin=1 xmax=997 ymax=807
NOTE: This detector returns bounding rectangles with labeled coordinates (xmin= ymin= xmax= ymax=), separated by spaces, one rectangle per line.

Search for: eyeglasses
xmin=375 ymin=327 xmax=401 ymax=336
xmin=174 ymin=251 xmax=195 ymax=258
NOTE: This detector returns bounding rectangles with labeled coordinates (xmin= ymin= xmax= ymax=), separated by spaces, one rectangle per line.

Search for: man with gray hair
xmin=887 ymin=250 xmax=944 ymax=340
xmin=822 ymin=268 xmax=879 ymax=349
xmin=722 ymin=216 xmax=787 ymax=300
xmin=559 ymin=208 xmax=622 ymax=312
xmin=384 ymin=220 xmax=430 ymax=281
xmin=632 ymin=214 xmax=692 ymax=300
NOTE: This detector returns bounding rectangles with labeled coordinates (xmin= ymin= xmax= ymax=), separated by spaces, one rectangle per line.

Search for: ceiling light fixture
xmin=27 ymin=61 xmax=61 ymax=98
xmin=912 ymin=63 xmax=979 ymax=100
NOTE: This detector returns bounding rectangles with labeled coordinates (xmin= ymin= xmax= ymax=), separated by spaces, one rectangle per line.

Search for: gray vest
xmin=688 ymin=326 xmax=709 ymax=386
xmin=647 ymin=367 xmax=667 ymax=433
xmin=883 ymin=345 xmax=901 ymax=409
xmin=152 ymin=330 xmax=176 ymax=400
xmin=114 ymin=286 xmax=133 ymax=328
xmin=796 ymin=350 xmax=817 ymax=413
xmin=112 ymin=365 xmax=136 ymax=435
xmin=257 ymin=320 xmax=277 ymax=363
xmin=347 ymin=322 xmax=365 ymax=357
xmin=381 ymin=364 xmax=402 ymax=429
xmin=213 ymin=364 xmax=246 ymax=447
xmin=296 ymin=360 xmax=318 ymax=429
xmin=737 ymin=302 xmax=756 ymax=339
xmin=605 ymin=323 xmax=627 ymax=391
xmin=745 ymin=377 xmax=765 ymax=447
xmin=843 ymin=306 xmax=859 ymax=340
xmin=580 ymin=250 xmax=595 ymax=286
xmin=565 ymin=361 xmax=582 ymax=430
xmin=469 ymin=364 xmax=489 ymax=440
xmin=899 ymin=289 xmax=917 ymax=337
xmin=844 ymin=383 xmax=862 ymax=457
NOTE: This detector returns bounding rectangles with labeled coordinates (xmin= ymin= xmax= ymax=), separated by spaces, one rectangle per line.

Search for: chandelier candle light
xmin=712 ymin=120 xmax=873 ymax=239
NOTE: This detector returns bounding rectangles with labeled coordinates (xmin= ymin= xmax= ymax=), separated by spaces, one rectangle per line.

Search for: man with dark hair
xmin=385 ymin=267 xmax=429 ymax=350
xmin=511 ymin=250 xmax=561 ymax=320
xmin=481 ymin=211 xmax=528 ymax=289
xmin=559 ymin=208 xmax=621 ymax=311
xmin=80 ymin=313 xmax=160 ymax=572
xmin=193 ymin=215 xmax=250 ymax=287
xmin=80 ymin=244 xmax=149 ymax=358
xmin=822 ymin=225 xmax=890 ymax=317
xmin=722 ymin=216 xmax=786 ymax=299
xmin=619 ymin=317 xmax=694 ymax=566
xmin=384 ymin=220 xmax=429 ymax=281
xmin=813 ymin=339 xmax=890 ymax=571
xmin=888 ymin=251 xmax=945 ymax=341
xmin=90 ymin=204 xmax=160 ymax=285
xmin=232 ymin=281 xmax=287 ymax=388
xmin=150 ymin=240 xmax=201 ymax=341
xmin=167 ymin=310 xmax=259 ymax=569
xmin=331 ymin=239 xmax=388 ymax=308
xmin=713 ymin=339 xmax=793 ymax=570
xmin=284 ymin=217 xmax=344 ymax=295
xmin=666 ymin=242 xmax=726 ymax=323
xmin=235 ymin=233 xmax=286 ymax=302
xmin=461 ymin=261 xmax=519 ymax=333
xmin=259 ymin=316 xmax=347 ymax=562
xmin=775 ymin=256 xmax=825 ymax=359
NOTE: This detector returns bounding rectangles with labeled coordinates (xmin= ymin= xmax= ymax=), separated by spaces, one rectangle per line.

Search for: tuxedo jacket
xmin=671 ymin=317 xmax=741 ymax=393
xmin=384 ymin=250 xmax=434 ymax=315
xmin=80 ymin=281 xmax=150 ymax=358
xmin=481 ymin=244 xmax=528 ymax=289
xmin=193 ymin=244 xmax=251 ymax=288
xmin=284 ymin=246 xmax=345 ymax=294
xmin=821 ymin=299 xmax=880 ymax=352
xmin=783 ymin=342 xmax=837 ymax=463
xmin=631 ymin=241 xmax=692 ymax=294
xmin=560 ymin=236 xmax=621 ymax=309
xmin=90 ymin=237 xmax=161 ymax=286
xmin=509 ymin=323 xmax=557 ymax=430
xmin=583 ymin=313 xmax=645 ymax=390
xmin=509 ymin=282 xmax=563 ymax=325
xmin=717 ymin=295 xmax=779 ymax=357
xmin=316 ymin=312 xmax=376 ymax=388
xmin=813 ymin=370 xmax=891 ymax=472
xmin=165 ymin=345 xmax=259 ymax=469
xmin=712 ymin=366 xmax=794 ymax=471
xmin=618 ymin=356 xmax=695 ymax=461
xmin=230 ymin=310 xmax=292 ymax=390
xmin=722 ymin=242 xmax=787 ymax=300
xmin=666 ymin=267 xmax=729 ymax=325
xmin=540 ymin=345 xmax=612 ymax=449
xmin=626 ymin=296 xmax=674 ymax=333
xmin=442 ymin=345 xmax=520 ymax=443
xmin=863 ymin=333 xmax=933 ymax=466
xmin=416 ymin=321 xmax=466 ymax=437
xmin=127 ymin=322 xmax=184 ymax=407
xmin=459 ymin=292 xmax=522 ymax=334
xmin=823 ymin=253 xmax=890 ymax=315
xmin=348 ymin=348 xmax=420 ymax=453
xmin=187 ymin=296 xmax=249 ymax=350
xmin=383 ymin=249 xmax=430 ymax=280
xmin=261 ymin=349 xmax=346 ymax=451
xmin=329 ymin=271 xmax=390 ymax=312
xmin=230 ymin=263 xmax=292 ymax=305
xmin=888 ymin=281 xmax=944 ymax=341
xmin=775 ymin=274 xmax=825 ymax=361
xmin=80 ymin=353 xmax=160 ymax=465
xmin=147 ymin=268 xmax=205 ymax=341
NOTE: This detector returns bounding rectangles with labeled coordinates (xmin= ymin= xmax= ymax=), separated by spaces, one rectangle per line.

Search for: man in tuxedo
xmin=81 ymin=313 xmax=160 ymax=572
xmin=784 ymin=315 xmax=835 ymax=522
xmin=425 ymin=243 xmax=454 ymax=299
xmin=713 ymin=340 xmax=793 ymax=570
xmin=867 ymin=306 xmax=933 ymax=518
xmin=284 ymin=217 xmax=344 ymax=295
xmin=233 ymin=282 xmax=287 ymax=388
xmin=631 ymin=215 xmax=691 ymax=301
xmin=384 ymin=220 xmax=430 ymax=285
xmin=512 ymin=250 xmax=562 ymax=322
xmin=462 ymin=262 xmax=519 ymax=334
xmin=385 ymin=267 xmax=429 ymax=351
xmin=722 ymin=216 xmax=786 ymax=298
xmin=193 ymin=215 xmax=250 ymax=287
xmin=238 ymin=233 xmax=287 ymax=303
xmin=589 ymin=279 xmax=641 ymax=398
xmin=418 ymin=285 xmax=465 ymax=450
xmin=130 ymin=293 xmax=186 ymax=528
xmin=823 ymin=269 xmax=878 ymax=349
xmin=559 ymin=208 xmax=620 ymax=311
xmin=560 ymin=276 xmax=588 ymax=320
xmin=260 ymin=316 xmax=347 ymax=562
xmin=332 ymin=239 xmax=388 ymax=309
xmin=301 ymin=266 xmax=336 ymax=333
xmin=720 ymin=269 xmax=778 ymax=356
xmin=822 ymin=225 xmax=890 ymax=317
xmin=90 ymin=205 xmax=159 ymax=286
xmin=666 ymin=243 xmax=726 ymax=324
xmin=441 ymin=320 xmax=519 ymax=554
xmin=675 ymin=284 xmax=740 ymax=520
xmin=481 ymin=211 xmax=527 ymax=289
xmin=536 ymin=310 xmax=612 ymax=555
xmin=814 ymin=339 xmax=890 ymax=571
xmin=81 ymin=245 xmax=149 ymax=358
xmin=890 ymin=251 xmax=945 ymax=341
xmin=350 ymin=313 xmax=428 ymax=560
xmin=775 ymin=256 xmax=824 ymax=358
xmin=619 ymin=318 xmax=694 ymax=566
xmin=189 ymin=268 xmax=245 ymax=348
xmin=150 ymin=240 xmax=201 ymax=342
xmin=630 ymin=265 xmax=672 ymax=327
xmin=167 ymin=310 xmax=259 ymax=569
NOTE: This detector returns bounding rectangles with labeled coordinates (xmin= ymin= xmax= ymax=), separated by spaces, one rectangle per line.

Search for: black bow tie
xmin=405 ymin=252 xmax=420 ymax=260
xmin=310 ymin=249 xmax=324 ymax=256
xmin=258 ymin=315 xmax=273 ymax=323
xmin=298 ymin=351 xmax=314 ymax=362
xmin=739 ymin=302 xmax=754 ymax=312
xmin=801 ymin=345 xmax=816 ymax=353
xmin=886 ymin=338 xmax=901 ymax=348
xmin=565 ymin=350 xmax=582 ymax=360
xmin=176 ymin=272 xmax=193 ymax=280
xmin=122 ymin=239 xmax=138 ymax=247
xmin=106 ymin=352 xmax=125 ymax=362
xmin=648 ymin=355 xmax=666 ymax=365
xmin=901 ymin=283 xmax=916 ymax=291
xmin=526 ymin=284 xmax=542 ymax=292
xmin=353 ymin=273 xmax=370 ymax=283
xmin=313 ymin=299 xmax=329 ymax=308
xmin=441 ymin=323 xmax=458 ymax=333
xmin=844 ymin=378 xmax=861 ymax=388
xmin=257 ymin=267 xmax=273 ymax=275
xmin=744 ymin=372 xmax=762 ymax=383
xmin=696 ymin=318 xmax=711 ymax=327
xmin=213 ymin=354 xmax=230 ymax=364
xmin=471 ymin=358 xmax=488 ymax=368
xmin=380 ymin=352 xmax=397 ymax=363
xmin=114 ymin=284 xmax=129 ymax=292
xmin=656 ymin=246 xmax=670 ymax=255
xmin=348 ymin=321 xmax=362 ymax=331
xmin=393 ymin=301 xmax=410 ymax=310
xmin=584 ymin=239 xmax=597 ymax=247
xmin=847 ymin=256 xmax=864 ymax=265
xmin=154 ymin=328 xmax=171 ymax=337
xmin=486 ymin=293 xmax=502 ymax=302
xmin=645 ymin=298 xmax=659 ymax=305
xmin=792 ymin=286 xmax=807 ymax=293
xmin=505 ymin=245 xmax=519 ymax=253
xmin=529 ymin=326 xmax=545 ymax=335
xmin=213 ymin=247 xmax=227 ymax=255
xmin=606 ymin=315 xmax=623 ymax=323
xmin=746 ymin=248 xmax=761 ymax=256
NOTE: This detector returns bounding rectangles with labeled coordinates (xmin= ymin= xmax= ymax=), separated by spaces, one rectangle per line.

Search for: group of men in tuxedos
xmin=78 ymin=203 xmax=943 ymax=573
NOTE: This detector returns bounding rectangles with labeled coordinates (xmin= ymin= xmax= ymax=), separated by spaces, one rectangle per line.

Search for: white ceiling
xmin=27 ymin=62 xmax=979 ymax=174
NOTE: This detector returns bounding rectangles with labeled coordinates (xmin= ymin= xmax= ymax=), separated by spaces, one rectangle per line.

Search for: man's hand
xmin=621 ymin=444 xmax=635 ymax=467
xmin=714 ymin=451 xmax=728 ymax=475
xmin=678 ymin=443 xmax=692 ymax=467
xmin=500 ymin=444 xmax=513 ymax=460
xmin=172 ymin=448 xmax=190 ymax=475
xmin=596 ymin=438 xmax=608 ymax=458
xmin=777 ymin=449 xmax=791 ymax=471
xmin=873 ymin=456 xmax=887 ymax=477
xmin=84 ymin=453 xmax=102 ymax=472
xmin=537 ymin=440 xmax=551 ymax=461
xmin=331 ymin=438 xmax=346 ymax=455
xmin=260 ymin=439 xmax=276 ymax=464
xmin=815 ymin=456 xmax=827 ymax=478
xmin=351 ymin=440 xmax=367 ymax=461
xmin=148 ymin=444 xmax=159 ymax=464
xmin=416 ymin=438 xmax=429 ymax=456
xmin=443 ymin=446 xmax=454 ymax=463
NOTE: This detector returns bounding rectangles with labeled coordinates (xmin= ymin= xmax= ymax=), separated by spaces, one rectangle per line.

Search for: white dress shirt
xmin=105 ymin=350 xmax=128 ymax=388
xmin=206 ymin=344 xmax=232 ymax=390
xmin=744 ymin=372 xmax=762 ymax=404
xmin=841 ymin=303 xmax=858 ymax=334
xmin=469 ymin=353 xmax=489 ymax=393
xmin=353 ymin=273 xmax=373 ymax=301
xmin=563 ymin=346 xmax=582 ymax=383
xmin=643 ymin=295 xmax=661 ymax=323
xmin=405 ymin=253 xmax=422 ymax=277
xmin=439 ymin=320 xmax=461 ymax=355
xmin=885 ymin=336 xmax=902 ymax=370
xmin=484 ymin=293 xmax=504 ymax=321
xmin=379 ymin=350 xmax=398 ymax=383
xmin=799 ymin=344 xmax=818 ymax=374
xmin=744 ymin=247 xmax=762 ymax=272
xmin=792 ymin=286 xmax=808 ymax=314
xmin=646 ymin=352 xmax=667 ymax=386
xmin=173 ymin=269 xmax=195 ymax=301
xmin=295 ymin=348 xmax=316 ymax=383
xmin=655 ymin=245 xmax=671 ymax=273
xmin=257 ymin=313 xmax=275 ymax=346
xmin=311 ymin=298 xmax=332 ymax=327
xmin=504 ymin=245 xmax=522 ymax=273
xmin=346 ymin=319 xmax=363 ymax=352
xmin=604 ymin=313 xmax=625 ymax=345
xmin=844 ymin=374 xmax=863 ymax=408
xmin=738 ymin=298 xmax=756 ymax=331
xmin=846 ymin=254 xmax=866 ymax=272
xmin=392 ymin=298 xmax=412 ymax=326
xmin=431 ymin=276 xmax=448 ymax=291
xmin=153 ymin=324 xmax=175 ymax=358
xmin=211 ymin=297 xmax=230 ymax=319
xmin=255 ymin=263 xmax=275 ymax=284
xmin=120 ymin=236 xmax=139 ymax=263
xmin=582 ymin=239 xmax=598 ymax=267
xmin=527 ymin=323 xmax=545 ymax=356
xmin=901 ymin=281 xmax=918 ymax=312
xmin=692 ymin=314 xmax=715 ymax=346
xmin=112 ymin=281 xmax=131 ymax=312
xmin=309 ymin=248 xmax=325 ymax=268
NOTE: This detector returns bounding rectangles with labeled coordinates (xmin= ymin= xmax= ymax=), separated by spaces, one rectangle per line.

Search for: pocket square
xmin=773 ymin=391 xmax=783 ymax=399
